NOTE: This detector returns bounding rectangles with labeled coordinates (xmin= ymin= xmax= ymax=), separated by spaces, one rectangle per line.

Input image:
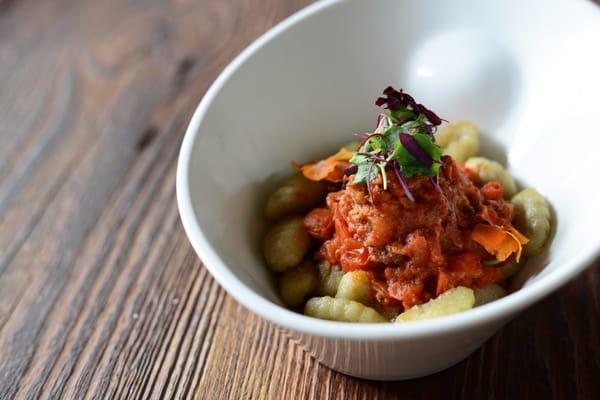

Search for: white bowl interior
xmin=182 ymin=0 xmax=600 ymax=310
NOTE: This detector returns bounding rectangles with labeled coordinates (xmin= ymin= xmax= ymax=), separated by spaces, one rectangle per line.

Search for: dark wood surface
xmin=0 ymin=0 xmax=598 ymax=399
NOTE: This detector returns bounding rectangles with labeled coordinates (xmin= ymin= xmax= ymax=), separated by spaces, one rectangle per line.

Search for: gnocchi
xmin=511 ymin=188 xmax=551 ymax=256
xmin=396 ymin=287 xmax=475 ymax=323
xmin=465 ymin=157 xmax=517 ymax=199
xmin=264 ymin=174 xmax=327 ymax=221
xmin=263 ymin=216 xmax=311 ymax=272
xmin=335 ymin=270 xmax=373 ymax=304
xmin=279 ymin=260 xmax=319 ymax=307
xmin=435 ymin=120 xmax=480 ymax=162
xmin=474 ymin=284 xmax=506 ymax=306
xmin=316 ymin=261 xmax=345 ymax=297
xmin=304 ymin=296 xmax=387 ymax=323
xmin=496 ymin=260 xmax=522 ymax=282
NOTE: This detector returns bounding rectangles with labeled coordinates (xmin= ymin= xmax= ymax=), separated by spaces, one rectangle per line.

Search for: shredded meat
xmin=305 ymin=156 xmax=514 ymax=310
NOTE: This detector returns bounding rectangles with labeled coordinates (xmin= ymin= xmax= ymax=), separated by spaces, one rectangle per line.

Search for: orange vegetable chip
xmin=471 ymin=224 xmax=528 ymax=262
xmin=292 ymin=147 xmax=355 ymax=182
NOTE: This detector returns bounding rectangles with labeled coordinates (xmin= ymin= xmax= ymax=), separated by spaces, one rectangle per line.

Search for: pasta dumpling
xmin=474 ymin=284 xmax=506 ymax=306
xmin=495 ymin=260 xmax=522 ymax=282
xmin=264 ymin=174 xmax=326 ymax=221
xmin=511 ymin=188 xmax=551 ymax=256
xmin=279 ymin=261 xmax=319 ymax=307
xmin=304 ymin=297 xmax=387 ymax=323
xmin=396 ymin=287 xmax=475 ymax=323
xmin=316 ymin=261 xmax=345 ymax=297
xmin=263 ymin=216 xmax=311 ymax=272
xmin=435 ymin=120 xmax=480 ymax=162
xmin=335 ymin=270 xmax=373 ymax=304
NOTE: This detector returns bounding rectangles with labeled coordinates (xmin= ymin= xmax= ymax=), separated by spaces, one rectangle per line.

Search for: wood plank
xmin=0 ymin=0 xmax=598 ymax=399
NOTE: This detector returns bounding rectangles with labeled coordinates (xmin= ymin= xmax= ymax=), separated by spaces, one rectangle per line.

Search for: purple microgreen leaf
xmin=400 ymin=133 xmax=433 ymax=167
xmin=376 ymin=87 xmax=410 ymax=111
xmin=376 ymin=87 xmax=445 ymax=127
xmin=417 ymin=103 xmax=443 ymax=126
xmin=383 ymin=86 xmax=395 ymax=95
xmin=401 ymin=92 xmax=419 ymax=111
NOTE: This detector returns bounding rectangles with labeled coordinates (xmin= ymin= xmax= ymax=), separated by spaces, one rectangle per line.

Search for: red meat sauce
xmin=303 ymin=156 xmax=515 ymax=312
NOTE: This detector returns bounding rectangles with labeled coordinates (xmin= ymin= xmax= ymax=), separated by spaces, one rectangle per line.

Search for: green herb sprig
xmin=347 ymin=87 xmax=445 ymax=201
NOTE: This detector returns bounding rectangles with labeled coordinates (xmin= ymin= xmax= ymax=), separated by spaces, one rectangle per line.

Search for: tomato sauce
xmin=304 ymin=156 xmax=514 ymax=310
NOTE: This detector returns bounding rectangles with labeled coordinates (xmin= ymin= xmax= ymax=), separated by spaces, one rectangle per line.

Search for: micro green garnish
xmin=348 ymin=87 xmax=445 ymax=201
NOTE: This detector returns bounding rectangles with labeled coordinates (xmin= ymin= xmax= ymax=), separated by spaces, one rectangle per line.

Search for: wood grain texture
xmin=0 ymin=0 xmax=598 ymax=399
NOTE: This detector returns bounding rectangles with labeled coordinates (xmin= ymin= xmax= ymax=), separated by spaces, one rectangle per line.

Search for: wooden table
xmin=0 ymin=0 xmax=598 ymax=398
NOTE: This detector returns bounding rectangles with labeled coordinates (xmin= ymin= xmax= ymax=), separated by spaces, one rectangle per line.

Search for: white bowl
xmin=177 ymin=0 xmax=600 ymax=380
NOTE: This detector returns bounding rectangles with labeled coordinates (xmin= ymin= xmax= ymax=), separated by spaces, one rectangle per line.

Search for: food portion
xmin=510 ymin=188 xmax=552 ymax=256
xmin=395 ymin=286 xmax=475 ymax=323
xmin=262 ymin=87 xmax=552 ymax=323
xmin=304 ymin=296 xmax=387 ymax=323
